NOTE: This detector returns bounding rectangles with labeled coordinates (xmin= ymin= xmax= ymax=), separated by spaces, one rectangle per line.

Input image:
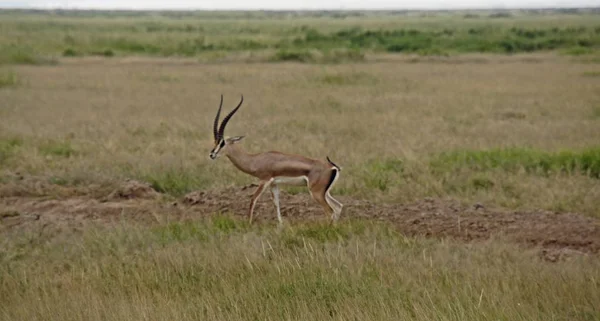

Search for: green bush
xmin=271 ymin=49 xmax=315 ymax=63
xmin=62 ymin=48 xmax=79 ymax=57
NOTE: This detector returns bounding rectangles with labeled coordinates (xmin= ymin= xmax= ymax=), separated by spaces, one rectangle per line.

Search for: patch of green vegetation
xmin=0 ymin=47 xmax=57 ymax=65
xmin=470 ymin=175 xmax=495 ymax=190
xmin=142 ymin=167 xmax=209 ymax=196
xmin=293 ymin=221 xmax=367 ymax=243
xmin=97 ymin=37 xmax=162 ymax=55
xmin=582 ymin=71 xmax=600 ymax=77
xmin=319 ymin=71 xmax=376 ymax=86
xmin=62 ymin=48 xmax=79 ymax=57
xmin=321 ymin=48 xmax=365 ymax=63
xmin=271 ymin=49 xmax=315 ymax=63
xmin=362 ymin=159 xmax=404 ymax=192
xmin=151 ymin=215 xmax=249 ymax=245
xmin=562 ymin=46 xmax=595 ymax=56
xmin=39 ymin=141 xmax=77 ymax=158
xmin=90 ymin=49 xmax=115 ymax=57
xmin=430 ymin=147 xmax=600 ymax=178
xmin=212 ymin=214 xmax=241 ymax=233
xmin=48 ymin=176 xmax=69 ymax=186
xmin=0 ymin=138 xmax=23 ymax=165
xmin=592 ymin=106 xmax=600 ymax=119
xmin=152 ymin=221 xmax=210 ymax=244
xmin=0 ymin=70 xmax=19 ymax=88
xmin=287 ymin=26 xmax=599 ymax=55
xmin=0 ymin=12 xmax=598 ymax=64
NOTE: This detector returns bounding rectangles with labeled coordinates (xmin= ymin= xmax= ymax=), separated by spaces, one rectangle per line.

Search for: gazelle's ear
xmin=227 ymin=136 xmax=245 ymax=144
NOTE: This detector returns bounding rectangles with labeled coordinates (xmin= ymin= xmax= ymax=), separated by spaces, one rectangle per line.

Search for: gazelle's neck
xmin=224 ymin=144 xmax=255 ymax=175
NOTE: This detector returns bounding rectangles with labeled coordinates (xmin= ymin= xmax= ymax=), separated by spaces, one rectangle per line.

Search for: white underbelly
xmin=273 ymin=176 xmax=308 ymax=186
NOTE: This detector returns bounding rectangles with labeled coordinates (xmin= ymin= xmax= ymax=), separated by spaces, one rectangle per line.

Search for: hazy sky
xmin=0 ymin=0 xmax=598 ymax=10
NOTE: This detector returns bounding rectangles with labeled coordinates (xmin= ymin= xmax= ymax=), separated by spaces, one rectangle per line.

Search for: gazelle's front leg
xmin=270 ymin=184 xmax=283 ymax=225
xmin=248 ymin=179 xmax=272 ymax=224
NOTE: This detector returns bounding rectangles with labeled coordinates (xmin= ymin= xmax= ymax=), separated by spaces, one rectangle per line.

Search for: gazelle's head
xmin=210 ymin=95 xmax=245 ymax=160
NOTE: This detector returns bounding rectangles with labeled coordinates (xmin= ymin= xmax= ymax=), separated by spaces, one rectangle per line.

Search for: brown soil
xmin=1 ymin=181 xmax=599 ymax=259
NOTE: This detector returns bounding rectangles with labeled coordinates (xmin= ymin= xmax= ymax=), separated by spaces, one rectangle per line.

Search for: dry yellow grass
xmin=1 ymin=54 xmax=599 ymax=215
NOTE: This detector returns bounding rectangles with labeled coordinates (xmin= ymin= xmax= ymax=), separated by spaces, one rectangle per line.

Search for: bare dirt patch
xmin=1 ymin=183 xmax=599 ymax=256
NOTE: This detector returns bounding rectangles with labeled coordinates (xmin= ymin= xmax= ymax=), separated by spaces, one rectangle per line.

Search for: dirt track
xmin=1 ymin=180 xmax=599 ymax=259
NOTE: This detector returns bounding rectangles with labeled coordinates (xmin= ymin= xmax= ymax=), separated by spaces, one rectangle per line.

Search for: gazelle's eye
xmin=220 ymin=140 xmax=225 ymax=148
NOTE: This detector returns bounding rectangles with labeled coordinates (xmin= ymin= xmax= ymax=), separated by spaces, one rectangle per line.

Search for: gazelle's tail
xmin=326 ymin=156 xmax=340 ymax=171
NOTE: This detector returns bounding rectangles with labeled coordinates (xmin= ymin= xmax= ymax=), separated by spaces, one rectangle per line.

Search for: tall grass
xmin=1 ymin=219 xmax=598 ymax=321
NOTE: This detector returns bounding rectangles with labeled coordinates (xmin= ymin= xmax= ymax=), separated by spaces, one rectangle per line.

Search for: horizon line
xmin=1 ymin=6 xmax=598 ymax=11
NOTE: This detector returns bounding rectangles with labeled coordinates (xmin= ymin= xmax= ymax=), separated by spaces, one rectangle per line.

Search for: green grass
xmin=0 ymin=70 xmax=19 ymax=88
xmin=430 ymin=147 xmax=600 ymax=178
xmin=271 ymin=49 xmax=315 ymax=63
xmin=0 ymin=46 xmax=57 ymax=65
xmin=0 ymin=137 xmax=23 ymax=165
xmin=582 ymin=71 xmax=600 ymax=77
xmin=593 ymin=106 xmax=600 ymax=119
xmin=0 ymin=10 xmax=598 ymax=63
xmin=1 ymin=218 xmax=598 ymax=321
xmin=38 ymin=140 xmax=77 ymax=158
xmin=319 ymin=71 xmax=376 ymax=85
xmin=142 ymin=166 xmax=211 ymax=196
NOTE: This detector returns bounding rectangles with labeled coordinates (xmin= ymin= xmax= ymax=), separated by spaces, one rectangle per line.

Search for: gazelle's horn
xmin=217 ymin=95 xmax=244 ymax=139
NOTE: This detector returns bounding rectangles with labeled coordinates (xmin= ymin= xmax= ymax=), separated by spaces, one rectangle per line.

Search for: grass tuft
xmin=142 ymin=167 xmax=209 ymax=196
xmin=0 ymin=138 xmax=23 ymax=165
xmin=361 ymin=159 xmax=405 ymax=192
xmin=0 ymin=70 xmax=19 ymax=88
xmin=39 ymin=140 xmax=77 ymax=158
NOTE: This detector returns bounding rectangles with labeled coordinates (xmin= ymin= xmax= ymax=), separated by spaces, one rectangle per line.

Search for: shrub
xmin=62 ymin=48 xmax=78 ymax=57
xmin=271 ymin=49 xmax=314 ymax=63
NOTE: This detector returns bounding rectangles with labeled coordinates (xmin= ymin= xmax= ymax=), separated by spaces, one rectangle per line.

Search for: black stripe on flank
xmin=325 ymin=168 xmax=338 ymax=193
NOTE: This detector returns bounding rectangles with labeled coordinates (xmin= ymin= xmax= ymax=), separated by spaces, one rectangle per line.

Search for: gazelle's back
xmin=252 ymin=151 xmax=325 ymax=180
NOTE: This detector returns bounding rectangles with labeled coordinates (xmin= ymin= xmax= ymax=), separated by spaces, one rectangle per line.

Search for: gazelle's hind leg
xmin=270 ymin=184 xmax=283 ymax=225
xmin=312 ymin=190 xmax=335 ymax=222
xmin=325 ymin=168 xmax=343 ymax=221
xmin=309 ymin=182 xmax=335 ymax=223
xmin=326 ymin=193 xmax=343 ymax=221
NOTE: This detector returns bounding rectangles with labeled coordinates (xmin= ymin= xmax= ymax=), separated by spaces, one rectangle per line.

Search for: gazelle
xmin=209 ymin=95 xmax=343 ymax=225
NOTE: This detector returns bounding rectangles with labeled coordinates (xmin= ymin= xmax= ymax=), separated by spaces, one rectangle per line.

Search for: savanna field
xmin=1 ymin=9 xmax=600 ymax=320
